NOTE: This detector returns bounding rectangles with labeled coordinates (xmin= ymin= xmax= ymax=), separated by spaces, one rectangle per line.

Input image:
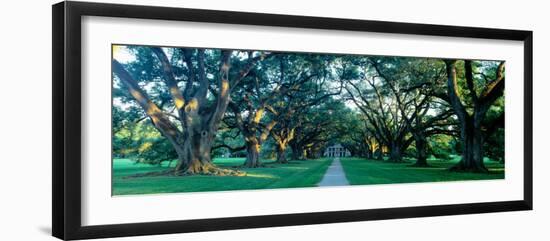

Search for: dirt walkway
xmin=317 ymin=158 xmax=350 ymax=186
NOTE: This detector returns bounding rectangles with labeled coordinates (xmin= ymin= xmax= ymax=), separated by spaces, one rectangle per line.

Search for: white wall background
xmin=0 ymin=0 xmax=547 ymax=240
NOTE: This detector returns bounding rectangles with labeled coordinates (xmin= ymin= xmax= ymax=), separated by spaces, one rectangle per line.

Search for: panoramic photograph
xmin=111 ymin=44 xmax=505 ymax=196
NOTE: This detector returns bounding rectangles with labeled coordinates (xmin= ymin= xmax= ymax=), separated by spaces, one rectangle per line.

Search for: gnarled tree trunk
xmin=272 ymin=127 xmax=294 ymax=164
xmin=113 ymin=48 xmax=268 ymax=176
xmin=291 ymin=144 xmax=306 ymax=160
xmin=276 ymin=143 xmax=288 ymax=163
xmin=376 ymin=147 xmax=384 ymax=160
xmin=412 ymin=136 xmax=428 ymax=167
xmin=389 ymin=141 xmax=403 ymax=162
xmin=171 ymin=125 xmax=217 ymax=174
xmin=451 ymin=115 xmax=487 ymax=172
xmin=243 ymin=135 xmax=262 ymax=168
xmin=365 ymin=147 xmax=373 ymax=159
xmin=444 ymin=60 xmax=503 ymax=173
xmin=230 ymin=102 xmax=278 ymax=168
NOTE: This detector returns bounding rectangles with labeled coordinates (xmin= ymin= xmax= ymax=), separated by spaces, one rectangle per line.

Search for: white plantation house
xmin=323 ymin=144 xmax=351 ymax=157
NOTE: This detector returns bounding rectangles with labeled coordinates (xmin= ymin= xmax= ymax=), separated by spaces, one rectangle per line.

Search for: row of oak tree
xmin=112 ymin=46 xmax=504 ymax=175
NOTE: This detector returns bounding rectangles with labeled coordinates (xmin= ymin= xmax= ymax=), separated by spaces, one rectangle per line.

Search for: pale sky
xmin=112 ymin=45 xmax=135 ymax=63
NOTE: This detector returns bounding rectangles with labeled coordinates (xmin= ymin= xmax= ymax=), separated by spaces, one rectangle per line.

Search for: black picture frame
xmin=52 ymin=1 xmax=533 ymax=240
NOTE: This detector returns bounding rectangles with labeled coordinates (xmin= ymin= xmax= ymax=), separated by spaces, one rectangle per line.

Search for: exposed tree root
xmin=177 ymin=165 xmax=246 ymax=176
xmin=123 ymin=165 xmax=245 ymax=179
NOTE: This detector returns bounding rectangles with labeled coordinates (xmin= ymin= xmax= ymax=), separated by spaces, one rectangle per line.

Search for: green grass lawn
xmin=113 ymin=157 xmax=332 ymax=195
xmin=340 ymin=156 xmax=504 ymax=186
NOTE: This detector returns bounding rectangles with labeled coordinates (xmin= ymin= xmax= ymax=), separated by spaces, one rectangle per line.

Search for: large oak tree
xmin=113 ymin=47 xmax=269 ymax=175
xmin=442 ymin=60 xmax=505 ymax=172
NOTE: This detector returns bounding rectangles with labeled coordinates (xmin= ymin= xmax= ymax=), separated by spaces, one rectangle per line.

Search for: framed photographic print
xmin=52 ymin=1 xmax=533 ymax=240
